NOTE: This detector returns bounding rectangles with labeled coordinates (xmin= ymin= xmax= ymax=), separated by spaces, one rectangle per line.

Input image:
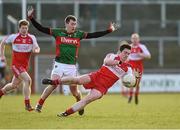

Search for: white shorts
xmin=51 ymin=61 xmax=77 ymax=78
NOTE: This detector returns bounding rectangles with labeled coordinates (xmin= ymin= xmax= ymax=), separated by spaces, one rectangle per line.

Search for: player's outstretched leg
xmin=42 ymin=78 xmax=60 ymax=85
xmin=70 ymin=85 xmax=84 ymax=116
xmin=76 ymin=93 xmax=84 ymax=116
xmin=57 ymin=89 xmax=102 ymax=117
xmin=42 ymin=79 xmax=53 ymax=85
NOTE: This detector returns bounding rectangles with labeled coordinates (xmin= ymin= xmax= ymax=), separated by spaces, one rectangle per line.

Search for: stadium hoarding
xmin=108 ymin=74 xmax=180 ymax=93
xmin=140 ymin=74 xmax=180 ymax=92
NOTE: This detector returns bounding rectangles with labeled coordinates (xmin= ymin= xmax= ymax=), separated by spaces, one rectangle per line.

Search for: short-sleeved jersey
xmin=3 ymin=33 xmax=38 ymax=70
xmin=128 ymin=43 xmax=150 ymax=72
xmin=50 ymin=28 xmax=85 ymax=64
xmin=128 ymin=43 xmax=150 ymax=62
xmin=104 ymin=54 xmax=133 ymax=78
xmin=83 ymin=53 xmax=133 ymax=94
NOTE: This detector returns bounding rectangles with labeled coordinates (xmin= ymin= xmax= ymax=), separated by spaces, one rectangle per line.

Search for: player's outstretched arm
xmin=103 ymin=53 xmax=120 ymax=66
xmin=27 ymin=6 xmax=51 ymax=35
xmin=85 ymin=22 xmax=119 ymax=39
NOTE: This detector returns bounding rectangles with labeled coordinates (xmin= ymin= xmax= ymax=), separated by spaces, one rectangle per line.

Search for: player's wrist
xmin=107 ymin=29 xmax=113 ymax=33
xmin=108 ymin=27 xmax=115 ymax=32
xmin=28 ymin=15 xmax=33 ymax=20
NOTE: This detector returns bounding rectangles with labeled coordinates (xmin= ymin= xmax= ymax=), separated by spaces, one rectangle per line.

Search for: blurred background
xmin=0 ymin=0 xmax=180 ymax=94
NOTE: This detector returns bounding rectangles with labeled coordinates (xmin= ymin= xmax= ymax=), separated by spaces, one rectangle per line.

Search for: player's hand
xmin=133 ymin=68 xmax=141 ymax=79
xmin=108 ymin=22 xmax=120 ymax=32
xmin=32 ymin=47 xmax=40 ymax=53
xmin=27 ymin=6 xmax=35 ymax=19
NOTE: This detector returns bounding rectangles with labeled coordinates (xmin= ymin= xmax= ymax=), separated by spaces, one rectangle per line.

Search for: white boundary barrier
xmin=108 ymin=74 xmax=180 ymax=93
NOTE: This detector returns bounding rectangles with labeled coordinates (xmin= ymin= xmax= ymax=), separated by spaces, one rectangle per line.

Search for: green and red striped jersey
xmin=51 ymin=28 xmax=85 ymax=64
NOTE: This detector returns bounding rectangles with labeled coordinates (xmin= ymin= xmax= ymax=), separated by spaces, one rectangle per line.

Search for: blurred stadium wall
xmin=0 ymin=0 xmax=180 ymax=93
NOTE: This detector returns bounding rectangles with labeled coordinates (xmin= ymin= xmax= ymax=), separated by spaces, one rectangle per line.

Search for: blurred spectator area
xmin=1 ymin=0 xmax=180 ymax=73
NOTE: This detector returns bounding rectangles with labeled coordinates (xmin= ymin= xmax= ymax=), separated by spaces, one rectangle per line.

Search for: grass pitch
xmin=0 ymin=93 xmax=180 ymax=129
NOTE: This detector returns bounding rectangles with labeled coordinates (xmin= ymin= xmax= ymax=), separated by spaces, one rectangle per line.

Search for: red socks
xmin=65 ymin=108 xmax=74 ymax=115
xmin=52 ymin=79 xmax=61 ymax=85
xmin=25 ymin=99 xmax=30 ymax=106
xmin=0 ymin=89 xmax=4 ymax=97
xmin=38 ymin=98 xmax=45 ymax=106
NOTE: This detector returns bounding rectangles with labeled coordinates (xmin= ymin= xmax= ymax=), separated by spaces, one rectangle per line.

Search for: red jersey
xmin=4 ymin=33 xmax=39 ymax=70
xmin=83 ymin=54 xmax=133 ymax=94
xmin=128 ymin=43 xmax=150 ymax=73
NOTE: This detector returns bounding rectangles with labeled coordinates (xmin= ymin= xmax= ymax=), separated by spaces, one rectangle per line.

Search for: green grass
xmin=0 ymin=93 xmax=180 ymax=129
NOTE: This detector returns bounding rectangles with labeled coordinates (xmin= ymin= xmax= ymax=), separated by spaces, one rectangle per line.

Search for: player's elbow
xmin=104 ymin=60 xmax=111 ymax=66
xmin=103 ymin=59 xmax=109 ymax=65
xmin=104 ymin=58 xmax=114 ymax=66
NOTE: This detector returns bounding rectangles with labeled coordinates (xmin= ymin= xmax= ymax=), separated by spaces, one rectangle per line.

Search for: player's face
xmin=19 ymin=25 xmax=28 ymax=36
xmin=66 ymin=20 xmax=77 ymax=33
xmin=131 ymin=34 xmax=140 ymax=45
xmin=120 ymin=48 xmax=131 ymax=62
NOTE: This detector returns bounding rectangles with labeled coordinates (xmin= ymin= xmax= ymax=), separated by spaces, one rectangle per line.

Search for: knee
xmin=70 ymin=77 xmax=81 ymax=84
xmin=24 ymin=78 xmax=32 ymax=85
xmin=77 ymin=78 xmax=84 ymax=84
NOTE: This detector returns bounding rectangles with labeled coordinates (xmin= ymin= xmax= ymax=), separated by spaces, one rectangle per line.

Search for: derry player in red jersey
xmin=42 ymin=42 xmax=140 ymax=117
xmin=128 ymin=33 xmax=151 ymax=104
xmin=0 ymin=19 xmax=40 ymax=111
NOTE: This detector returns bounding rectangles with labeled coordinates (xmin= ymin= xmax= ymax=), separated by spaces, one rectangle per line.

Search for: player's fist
xmin=27 ymin=6 xmax=34 ymax=19
xmin=32 ymin=47 xmax=40 ymax=53
xmin=108 ymin=22 xmax=120 ymax=32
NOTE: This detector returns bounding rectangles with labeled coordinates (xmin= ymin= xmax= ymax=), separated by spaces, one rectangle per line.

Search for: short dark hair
xmin=64 ymin=15 xmax=77 ymax=24
xmin=119 ymin=40 xmax=131 ymax=52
